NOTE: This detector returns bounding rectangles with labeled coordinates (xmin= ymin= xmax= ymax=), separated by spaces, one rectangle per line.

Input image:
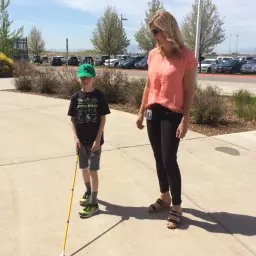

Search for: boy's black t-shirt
xmin=68 ymin=89 xmax=110 ymax=146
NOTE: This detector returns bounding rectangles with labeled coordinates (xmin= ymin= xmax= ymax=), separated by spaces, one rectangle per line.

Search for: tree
xmin=181 ymin=0 xmax=225 ymax=55
xmin=135 ymin=0 xmax=164 ymax=53
xmin=91 ymin=6 xmax=130 ymax=58
xmin=28 ymin=26 xmax=45 ymax=56
xmin=0 ymin=0 xmax=23 ymax=56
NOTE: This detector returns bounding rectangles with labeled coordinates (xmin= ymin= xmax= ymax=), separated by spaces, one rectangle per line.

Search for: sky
xmin=9 ymin=0 xmax=256 ymax=54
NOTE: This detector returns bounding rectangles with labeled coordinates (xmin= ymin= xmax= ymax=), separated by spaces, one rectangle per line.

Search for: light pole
xmin=229 ymin=34 xmax=232 ymax=55
xmin=195 ymin=0 xmax=203 ymax=62
xmin=236 ymin=34 xmax=239 ymax=55
xmin=66 ymin=38 xmax=69 ymax=68
xmin=120 ymin=14 xmax=128 ymax=28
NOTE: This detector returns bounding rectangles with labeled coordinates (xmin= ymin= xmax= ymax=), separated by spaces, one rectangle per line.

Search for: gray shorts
xmin=79 ymin=145 xmax=101 ymax=171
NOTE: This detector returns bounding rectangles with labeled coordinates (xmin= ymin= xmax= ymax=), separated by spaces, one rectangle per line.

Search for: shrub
xmin=128 ymin=77 xmax=146 ymax=107
xmin=233 ymin=89 xmax=255 ymax=106
xmin=0 ymin=52 xmax=13 ymax=65
xmin=233 ymin=89 xmax=256 ymax=121
xmin=191 ymin=85 xmax=224 ymax=124
xmin=13 ymin=60 xmax=38 ymax=77
xmin=14 ymin=75 xmax=33 ymax=91
xmin=56 ymin=70 xmax=81 ymax=98
xmin=33 ymin=70 xmax=59 ymax=94
xmin=94 ymin=69 xmax=130 ymax=104
xmin=0 ymin=52 xmax=14 ymax=77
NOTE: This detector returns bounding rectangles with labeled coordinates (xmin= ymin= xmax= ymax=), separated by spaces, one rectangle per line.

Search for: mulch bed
xmin=3 ymin=89 xmax=256 ymax=137
xmin=110 ymin=97 xmax=256 ymax=137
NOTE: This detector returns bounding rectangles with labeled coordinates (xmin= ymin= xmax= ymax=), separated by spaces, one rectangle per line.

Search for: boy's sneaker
xmin=79 ymin=203 xmax=99 ymax=218
xmin=80 ymin=191 xmax=91 ymax=207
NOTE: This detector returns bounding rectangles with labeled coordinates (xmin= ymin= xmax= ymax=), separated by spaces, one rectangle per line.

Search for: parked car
xmin=95 ymin=55 xmax=109 ymax=66
xmin=119 ymin=56 xmax=144 ymax=69
xmin=134 ymin=56 xmax=148 ymax=70
xmin=33 ymin=56 xmax=43 ymax=64
xmin=104 ymin=58 xmax=120 ymax=68
xmin=245 ymin=56 xmax=256 ymax=61
xmin=241 ymin=59 xmax=256 ymax=74
xmin=68 ymin=56 xmax=80 ymax=66
xmin=213 ymin=60 xmax=245 ymax=74
xmin=83 ymin=56 xmax=94 ymax=65
xmin=198 ymin=59 xmax=219 ymax=73
xmin=42 ymin=55 xmax=49 ymax=63
xmin=51 ymin=57 xmax=63 ymax=66
xmin=104 ymin=55 xmax=130 ymax=68
xmin=217 ymin=56 xmax=234 ymax=62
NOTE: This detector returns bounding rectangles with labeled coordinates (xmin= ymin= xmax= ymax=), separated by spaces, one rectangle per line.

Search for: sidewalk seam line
xmin=182 ymin=192 xmax=256 ymax=255
xmin=211 ymin=137 xmax=250 ymax=151
xmin=119 ymin=149 xmax=256 ymax=256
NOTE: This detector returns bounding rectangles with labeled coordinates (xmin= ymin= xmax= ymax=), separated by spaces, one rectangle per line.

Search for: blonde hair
xmin=149 ymin=11 xmax=184 ymax=57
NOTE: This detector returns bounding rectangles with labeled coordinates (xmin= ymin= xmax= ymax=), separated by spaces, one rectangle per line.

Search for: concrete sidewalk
xmin=0 ymin=91 xmax=255 ymax=256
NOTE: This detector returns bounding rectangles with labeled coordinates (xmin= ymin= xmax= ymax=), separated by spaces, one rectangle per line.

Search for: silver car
xmin=241 ymin=59 xmax=256 ymax=74
xmin=198 ymin=59 xmax=220 ymax=73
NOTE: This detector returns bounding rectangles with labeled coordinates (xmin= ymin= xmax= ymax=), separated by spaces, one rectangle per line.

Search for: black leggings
xmin=146 ymin=104 xmax=183 ymax=205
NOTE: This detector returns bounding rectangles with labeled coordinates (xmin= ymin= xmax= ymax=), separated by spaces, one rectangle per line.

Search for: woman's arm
xmin=176 ymin=67 xmax=197 ymax=139
xmin=139 ymin=76 xmax=150 ymax=115
xmin=136 ymin=76 xmax=150 ymax=129
xmin=183 ymin=67 xmax=197 ymax=121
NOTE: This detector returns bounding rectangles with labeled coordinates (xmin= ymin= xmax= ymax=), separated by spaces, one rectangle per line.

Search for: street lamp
xmin=236 ymin=34 xmax=239 ymax=55
xmin=229 ymin=34 xmax=232 ymax=55
xmin=120 ymin=14 xmax=128 ymax=28
xmin=195 ymin=0 xmax=203 ymax=62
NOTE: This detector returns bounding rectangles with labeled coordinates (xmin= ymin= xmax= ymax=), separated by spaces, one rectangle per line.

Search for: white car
xmin=198 ymin=59 xmax=219 ymax=73
xmin=104 ymin=58 xmax=120 ymax=68
xmin=104 ymin=55 xmax=129 ymax=68
xmin=217 ymin=56 xmax=234 ymax=62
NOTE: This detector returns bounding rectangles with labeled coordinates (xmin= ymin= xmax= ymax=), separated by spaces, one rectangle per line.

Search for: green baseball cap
xmin=77 ymin=63 xmax=96 ymax=78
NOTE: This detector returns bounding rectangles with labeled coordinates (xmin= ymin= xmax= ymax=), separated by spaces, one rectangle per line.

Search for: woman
xmin=136 ymin=11 xmax=197 ymax=229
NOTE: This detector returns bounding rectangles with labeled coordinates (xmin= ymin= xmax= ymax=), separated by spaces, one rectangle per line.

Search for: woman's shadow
xmin=98 ymin=200 xmax=256 ymax=236
xmin=98 ymin=199 xmax=170 ymax=221
xmin=71 ymin=201 xmax=256 ymax=256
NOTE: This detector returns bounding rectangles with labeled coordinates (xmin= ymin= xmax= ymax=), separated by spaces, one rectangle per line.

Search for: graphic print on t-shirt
xmin=77 ymin=97 xmax=99 ymax=124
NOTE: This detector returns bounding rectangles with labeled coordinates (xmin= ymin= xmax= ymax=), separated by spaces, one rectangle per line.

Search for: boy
xmin=67 ymin=64 xmax=110 ymax=218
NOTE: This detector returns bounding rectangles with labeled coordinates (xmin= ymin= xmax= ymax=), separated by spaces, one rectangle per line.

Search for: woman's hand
xmin=176 ymin=118 xmax=188 ymax=139
xmin=136 ymin=113 xmax=145 ymax=130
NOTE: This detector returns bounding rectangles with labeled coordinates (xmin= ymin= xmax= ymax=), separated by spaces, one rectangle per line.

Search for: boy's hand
xmin=92 ymin=140 xmax=101 ymax=152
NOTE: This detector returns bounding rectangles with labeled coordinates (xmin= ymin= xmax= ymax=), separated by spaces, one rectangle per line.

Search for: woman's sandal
xmin=147 ymin=198 xmax=171 ymax=213
xmin=167 ymin=210 xmax=182 ymax=229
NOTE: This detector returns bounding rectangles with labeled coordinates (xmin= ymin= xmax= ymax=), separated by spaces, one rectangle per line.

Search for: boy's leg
xmin=79 ymin=149 xmax=101 ymax=218
xmin=89 ymin=171 xmax=98 ymax=205
xmin=80 ymin=168 xmax=91 ymax=206
xmin=82 ymin=168 xmax=91 ymax=191
xmin=79 ymin=145 xmax=90 ymax=206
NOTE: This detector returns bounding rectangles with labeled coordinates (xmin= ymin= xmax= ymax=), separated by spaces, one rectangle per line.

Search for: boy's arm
xmin=67 ymin=95 xmax=80 ymax=149
xmin=92 ymin=115 xmax=106 ymax=152
xmin=71 ymin=117 xmax=80 ymax=148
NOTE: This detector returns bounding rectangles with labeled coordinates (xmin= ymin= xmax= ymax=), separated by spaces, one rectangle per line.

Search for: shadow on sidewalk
xmin=70 ymin=202 xmax=256 ymax=255
xmin=181 ymin=208 xmax=256 ymax=236
xmin=98 ymin=201 xmax=256 ymax=236
xmin=70 ymin=200 xmax=169 ymax=256
xmin=98 ymin=199 xmax=169 ymax=221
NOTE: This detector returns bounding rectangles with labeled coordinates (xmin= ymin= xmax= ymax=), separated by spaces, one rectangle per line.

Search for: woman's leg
xmin=147 ymin=119 xmax=171 ymax=204
xmin=160 ymin=116 xmax=182 ymax=207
